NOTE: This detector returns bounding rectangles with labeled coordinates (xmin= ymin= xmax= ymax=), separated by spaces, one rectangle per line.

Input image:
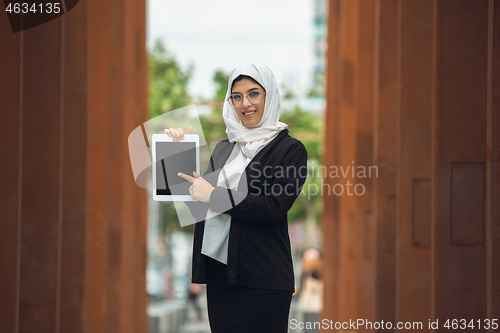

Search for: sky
xmin=146 ymin=0 xmax=316 ymax=100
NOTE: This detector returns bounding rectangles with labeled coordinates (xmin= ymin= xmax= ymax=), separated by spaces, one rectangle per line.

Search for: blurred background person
xmin=297 ymin=247 xmax=323 ymax=333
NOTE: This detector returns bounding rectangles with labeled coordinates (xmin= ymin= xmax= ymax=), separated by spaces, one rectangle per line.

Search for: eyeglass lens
xmin=231 ymin=91 xmax=263 ymax=107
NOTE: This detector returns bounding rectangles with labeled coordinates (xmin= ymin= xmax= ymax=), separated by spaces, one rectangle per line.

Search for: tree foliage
xmin=213 ymin=69 xmax=229 ymax=102
xmin=148 ymin=40 xmax=193 ymax=118
xmin=280 ymin=106 xmax=323 ymax=224
xmin=198 ymin=70 xmax=230 ymax=144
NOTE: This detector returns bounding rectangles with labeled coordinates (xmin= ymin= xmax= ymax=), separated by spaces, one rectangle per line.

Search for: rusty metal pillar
xmin=492 ymin=0 xmax=500 ymax=325
xmin=322 ymin=0 xmax=341 ymax=325
xmin=106 ymin=0 xmax=125 ymax=331
xmin=0 ymin=14 xmax=22 ymax=333
xmin=398 ymin=0 xmax=434 ymax=329
xmin=355 ymin=0 xmax=377 ymax=327
xmin=120 ymin=0 xmax=140 ymax=331
xmin=86 ymin=0 xmax=111 ymax=331
xmin=337 ymin=0 xmax=360 ymax=323
xmin=19 ymin=17 xmax=62 ymax=333
xmin=131 ymin=0 xmax=149 ymax=330
xmin=0 ymin=1 xmax=148 ymax=332
xmin=324 ymin=0 xmax=500 ymax=330
xmin=374 ymin=0 xmax=399 ymax=329
xmin=59 ymin=2 xmax=88 ymax=332
xmin=433 ymin=0 xmax=489 ymax=326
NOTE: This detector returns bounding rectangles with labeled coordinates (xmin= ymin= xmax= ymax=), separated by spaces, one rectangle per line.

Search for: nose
xmin=242 ymin=95 xmax=253 ymax=108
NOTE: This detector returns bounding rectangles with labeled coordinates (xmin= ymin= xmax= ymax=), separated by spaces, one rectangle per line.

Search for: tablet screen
xmin=155 ymin=142 xmax=197 ymax=195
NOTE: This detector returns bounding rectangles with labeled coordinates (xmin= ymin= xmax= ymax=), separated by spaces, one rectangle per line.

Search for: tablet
xmin=152 ymin=134 xmax=200 ymax=201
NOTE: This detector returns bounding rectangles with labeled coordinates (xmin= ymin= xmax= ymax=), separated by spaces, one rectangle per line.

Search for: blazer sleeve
xmin=208 ymin=140 xmax=307 ymax=224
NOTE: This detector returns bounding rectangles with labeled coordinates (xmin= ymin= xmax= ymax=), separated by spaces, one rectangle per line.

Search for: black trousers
xmin=204 ymin=255 xmax=292 ymax=333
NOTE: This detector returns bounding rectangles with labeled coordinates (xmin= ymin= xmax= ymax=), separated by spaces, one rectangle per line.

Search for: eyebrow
xmin=231 ymin=87 xmax=261 ymax=94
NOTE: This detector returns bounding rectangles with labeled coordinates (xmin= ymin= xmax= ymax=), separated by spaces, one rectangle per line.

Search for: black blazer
xmin=186 ymin=129 xmax=308 ymax=292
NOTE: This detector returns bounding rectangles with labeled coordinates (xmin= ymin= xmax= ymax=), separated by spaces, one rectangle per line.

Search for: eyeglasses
xmin=227 ymin=90 xmax=266 ymax=108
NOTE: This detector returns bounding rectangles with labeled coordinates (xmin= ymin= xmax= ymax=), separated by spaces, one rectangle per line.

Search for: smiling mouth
xmin=243 ymin=110 xmax=256 ymax=117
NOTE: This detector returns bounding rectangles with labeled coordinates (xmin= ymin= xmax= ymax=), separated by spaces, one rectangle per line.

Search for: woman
xmin=165 ymin=64 xmax=307 ymax=333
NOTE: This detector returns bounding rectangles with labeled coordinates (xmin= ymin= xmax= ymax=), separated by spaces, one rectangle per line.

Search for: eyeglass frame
xmin=226 ymin=90 xmax=266 ymax=107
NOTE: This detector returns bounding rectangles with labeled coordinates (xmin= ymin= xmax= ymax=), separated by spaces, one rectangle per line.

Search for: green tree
xmin=213 ymin=69 xmax=229 ymax=102
xmin=149 ymin=40 xmax=193 ymax=118
xmin=198 ymin=69 xmax=230 ymax=144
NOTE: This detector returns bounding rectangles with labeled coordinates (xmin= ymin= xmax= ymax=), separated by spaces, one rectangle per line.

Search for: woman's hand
xmin=178 ymin=171 xmax=215 ymax=203
xmin=164 ymin=126 xmax=194 ymax=141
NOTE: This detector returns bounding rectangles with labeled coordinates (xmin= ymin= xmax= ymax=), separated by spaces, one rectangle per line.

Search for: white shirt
xmin=201 ymin=145 xmax=251 ymax=264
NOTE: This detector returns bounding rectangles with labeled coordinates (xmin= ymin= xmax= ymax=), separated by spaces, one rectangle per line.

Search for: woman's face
xmin=231 ymin=78 xmax=266 ymax=128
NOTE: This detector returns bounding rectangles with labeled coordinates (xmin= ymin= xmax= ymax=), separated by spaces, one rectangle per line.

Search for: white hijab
xmin=222 ymin=64 xmax=288 ymax=158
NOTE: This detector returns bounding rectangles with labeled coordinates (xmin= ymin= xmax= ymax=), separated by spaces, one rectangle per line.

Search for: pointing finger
xmin=177 ymin=172 xmax=195 ymax=182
